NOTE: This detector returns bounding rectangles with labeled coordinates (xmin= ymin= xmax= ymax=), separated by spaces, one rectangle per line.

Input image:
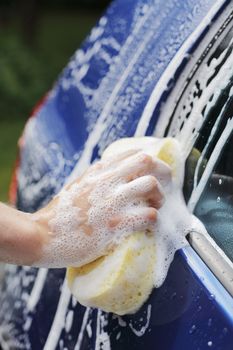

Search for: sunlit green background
xmin=0 ymin=0 xmax=110 ymax=201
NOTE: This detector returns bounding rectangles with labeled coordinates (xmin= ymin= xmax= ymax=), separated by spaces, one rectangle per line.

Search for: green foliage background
xmin=0 ymin=9 xmax=102 ymax=201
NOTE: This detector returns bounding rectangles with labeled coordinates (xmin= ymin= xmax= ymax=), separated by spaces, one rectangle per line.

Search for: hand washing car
xmin=0 ymin=0 xmax=232 ymax=349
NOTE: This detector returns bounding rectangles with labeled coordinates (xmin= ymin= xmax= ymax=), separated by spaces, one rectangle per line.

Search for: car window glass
xmin=173 ymin=24 xmax=233 ymax=263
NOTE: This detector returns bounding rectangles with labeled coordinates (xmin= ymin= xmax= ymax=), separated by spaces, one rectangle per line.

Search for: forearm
xmin=0 ymin=203 xmax=46 ymax=265
xmin=0 ymin=147 xmax=168 ymax=268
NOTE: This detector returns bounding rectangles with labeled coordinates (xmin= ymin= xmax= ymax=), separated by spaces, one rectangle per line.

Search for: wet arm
xmin=0 ymin=202 xmax=45 ymax=265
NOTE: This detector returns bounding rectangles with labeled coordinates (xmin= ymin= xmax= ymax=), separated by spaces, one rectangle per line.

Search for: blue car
xmin=0 ymin=0 xmax=233 ymax=349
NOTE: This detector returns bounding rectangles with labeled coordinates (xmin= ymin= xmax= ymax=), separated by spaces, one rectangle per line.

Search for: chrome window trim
xmin=189 ymin=230 xmax=233 ymax=296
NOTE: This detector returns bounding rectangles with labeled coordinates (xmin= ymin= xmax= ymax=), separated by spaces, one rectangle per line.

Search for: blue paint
xmin=1 ymin=0 xmax=233 ymax=349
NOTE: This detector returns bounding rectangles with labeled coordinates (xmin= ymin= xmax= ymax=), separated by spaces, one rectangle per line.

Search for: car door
xmin=0 ymin=1 xmax=232 ymax=349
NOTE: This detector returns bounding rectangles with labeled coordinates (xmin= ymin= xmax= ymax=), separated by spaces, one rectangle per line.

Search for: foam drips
xmin=153 ymin=187 xmax=190 ymax=287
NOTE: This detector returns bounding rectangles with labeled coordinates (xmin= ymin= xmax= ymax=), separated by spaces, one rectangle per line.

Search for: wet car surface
xmin=0 ymin=0 xmax=233 ymax=349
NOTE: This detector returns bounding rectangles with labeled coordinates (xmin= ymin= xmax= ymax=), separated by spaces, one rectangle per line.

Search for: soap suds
xmin=43 ymin=280 xmax=71 ymax=350
xmin=129 ymin=304 xmax=152 ymax=336
xmin=26 ymin=268 xmax=48 ymax=312
xmin=39 ymin=137 xmax=193 ymax=291
xmin=74 ymin=308 xmax=91 ymax=349
xmin=36 ymin=150 xmax=169 ymax=268
xmin=99 ymin=137 xmax=192 ymax=289
xmin=95 ymin=310 xmax=111 ymax=350
xmin=65 ymin=310 xmax=74 ymax=333
xmin=153 ymin=189 xmax=190 ymax=287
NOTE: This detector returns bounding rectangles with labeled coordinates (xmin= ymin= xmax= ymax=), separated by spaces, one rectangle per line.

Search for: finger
xmin=151 ymin=158 xmax=172 ymax=187
xmin=116 ymin=152 xmax=154 ymax=180
xmin=91 ymin=150 xmax=142 ymax=181
xmin=79 ymin=151 xmax=140 ymax=183
xmin=116 ymin=175 xmax=164 ymax=209
xmin=116 ymin=152 xmax=172 ymax=185
xmin=108 ymin=207 xmax=158 ymax=232
xmin=103 ymin=149 xmax=141 ymax=164
xmin=73 ymin=150 xmax=141 ymax=181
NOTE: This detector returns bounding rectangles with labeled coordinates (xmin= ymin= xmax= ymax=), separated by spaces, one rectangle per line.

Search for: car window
xmin=182 ymin=74 xmax=233 ymax=263
xmin=156 ymin=19 xmax=233 ymax=268
xmin=193 ymin=132 xmax=233 ymax=262
xmin=182 ymin=34 xmax=233 ymax=263
xmin=183 ymin=125 xmax=233 ymax=258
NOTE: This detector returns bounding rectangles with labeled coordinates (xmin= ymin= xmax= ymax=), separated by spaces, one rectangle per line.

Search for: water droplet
xmin=171 ymin=292 xmax=177 ymax=300
xmin=223 ymin=327 xmax=228 ymax=335
xmin=207 ymin=341 xmax=213 ymax=347
xmin=208 ymin=294 xmax=215 ymax=301
xmin=219 ymin=179 xmax=223 ymax=185
xmin=217 ymin=196 xmax=221 ymax=203
xmin=208 ymin=318 xmax=212 ymax=327
xmin=116 ymin=332 xmax=121 ymax=340
xmin=189 ymin=325 xmax=196 ymax=334
xmin=197 ymin=305 xmax=202 ymax=312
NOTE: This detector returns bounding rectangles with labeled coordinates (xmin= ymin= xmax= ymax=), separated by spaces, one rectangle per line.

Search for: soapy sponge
xmin=67 ymin=231 xmax=155 ymax=315
xmin=66 ymin=137 xmax=182 ymax=315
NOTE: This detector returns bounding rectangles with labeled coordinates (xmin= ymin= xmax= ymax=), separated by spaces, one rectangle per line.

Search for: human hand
xmin=32 ymin=150 xmax=171 ymax=268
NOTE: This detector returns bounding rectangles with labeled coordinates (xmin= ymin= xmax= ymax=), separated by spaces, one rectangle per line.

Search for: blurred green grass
xmin=0 ymin=10 xmax=100 ymax=202
xmin=0 ymin=120 xmax=25 ymax=201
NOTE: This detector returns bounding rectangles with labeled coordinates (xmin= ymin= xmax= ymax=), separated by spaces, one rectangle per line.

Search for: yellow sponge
xmin=67 ymin=231 xmax=155 ymax=315
xmin=66 ymin=137 xmax=182 ymax=315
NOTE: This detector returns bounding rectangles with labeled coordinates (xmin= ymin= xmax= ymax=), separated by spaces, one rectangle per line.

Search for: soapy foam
xmin=74 ymin=308 xmax=92 ymax=349
xmin=26 ymin=268 xmax=48 ymax=312
xmin=43 ymin=280 xmax=71 ymax=350
xmin=64 ymin=137 xmax=192 ymax=296
xmin=95 ymin=310 xmax=111 ymax=350
xmin=37 ymin=149 xmax=169 ymax=268
xmin=128 ymin=304 xmax=152 ymax=337
xmin=34 ymin=136 xmax=192 ymax=305
xmin=153 ymin=189 xmax=190 ymax=287
xmin=41 ymin=137 xmax=192 ymax=292
xmin=102 ymin=137 xmax=192 ymax=288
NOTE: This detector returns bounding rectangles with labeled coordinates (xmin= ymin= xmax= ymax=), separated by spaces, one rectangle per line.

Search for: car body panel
xmin=1 ymin=0 xmax=233 ymax=349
